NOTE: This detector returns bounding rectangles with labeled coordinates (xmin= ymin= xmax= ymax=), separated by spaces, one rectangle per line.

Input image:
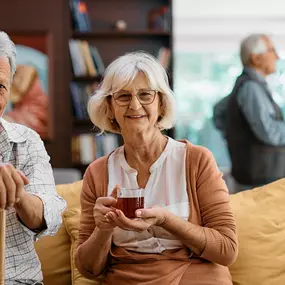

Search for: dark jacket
xmin=226 ymin=69 xmax=285 ymax=185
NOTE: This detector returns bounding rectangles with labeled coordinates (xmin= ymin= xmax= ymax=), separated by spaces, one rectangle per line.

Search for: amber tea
xmin=117 ymin=188 xmax=145 ymax=219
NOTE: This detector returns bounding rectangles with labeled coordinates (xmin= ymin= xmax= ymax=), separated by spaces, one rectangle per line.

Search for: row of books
xmin=71 ymin=82 xmax=97 ymax=119
xmin=69 ymin=39 xmax=105 ymax=77
xmin=69 ymin=0 xmax=91 ymax=32
xmin=72 ymin=134 xmax=119 ymax=164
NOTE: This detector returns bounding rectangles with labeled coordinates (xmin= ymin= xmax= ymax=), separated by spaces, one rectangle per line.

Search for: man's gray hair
xmin=0 ymin=31 xmax=17 ymax=82
xmin=240 ymin=34 xmax=268 ymax=67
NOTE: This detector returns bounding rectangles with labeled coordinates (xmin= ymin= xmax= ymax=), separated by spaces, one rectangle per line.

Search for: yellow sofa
xmin=35 ymin=179 xmax=285 ymax=285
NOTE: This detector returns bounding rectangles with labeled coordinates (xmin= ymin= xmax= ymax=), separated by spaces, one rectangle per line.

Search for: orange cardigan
xmin=76 ymin=141 xmax=238 ymax=285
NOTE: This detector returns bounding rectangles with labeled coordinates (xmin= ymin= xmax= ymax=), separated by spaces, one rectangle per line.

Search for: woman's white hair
xmin=240 ymin=33 xmax=268 ymax=67
xmin=0 ymin=31 xmax=17 ymax=83
xmin=88 ymin=51 xmax=176 ymax=133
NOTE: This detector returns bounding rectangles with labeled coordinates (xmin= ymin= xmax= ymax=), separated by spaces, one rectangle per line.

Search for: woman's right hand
xmin=93 ymin=186 xmax=119 ymax=231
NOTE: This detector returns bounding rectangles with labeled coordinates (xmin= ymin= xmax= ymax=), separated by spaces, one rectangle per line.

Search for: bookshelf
xmin=72 ymin=75 xmax=102 ymax=82
xmin=69 ymin=0 xmax=173 ymax=174
xmin=73 ymin=31 xmax=171 ymax=38
xmin=1 ymin=0 xmax=173 ymax=174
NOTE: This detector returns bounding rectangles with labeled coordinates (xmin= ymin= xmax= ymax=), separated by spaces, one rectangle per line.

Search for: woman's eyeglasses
xmin=111 ymin=90 xmax=157 ymax=106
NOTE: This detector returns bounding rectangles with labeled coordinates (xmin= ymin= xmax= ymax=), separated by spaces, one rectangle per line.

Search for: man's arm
xmin=14 ymin=192 xmax=45 ymax=230
xmin=237 ymin=81 xmax=285 ymax=146
xmin=18 ymin=129 xmax=66 ymax=236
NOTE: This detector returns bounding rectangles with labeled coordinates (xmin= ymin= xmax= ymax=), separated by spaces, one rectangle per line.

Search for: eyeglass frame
xmin=109 ymin=89 xmax=158 ymax=106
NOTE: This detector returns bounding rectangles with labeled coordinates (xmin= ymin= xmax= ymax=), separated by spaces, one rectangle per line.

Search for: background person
xmin=213 ymin=33 xmax=285 ymax=191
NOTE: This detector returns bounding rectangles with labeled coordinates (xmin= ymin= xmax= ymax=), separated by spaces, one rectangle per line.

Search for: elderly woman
xmin=75 ymin=52 xmax=238 ymax=285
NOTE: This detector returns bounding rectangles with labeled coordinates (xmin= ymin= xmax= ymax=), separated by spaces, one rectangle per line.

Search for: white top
xmin=108 ymin=137 xmax=189 ymax=253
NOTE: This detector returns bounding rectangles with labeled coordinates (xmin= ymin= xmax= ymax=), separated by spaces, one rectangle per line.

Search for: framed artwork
xmin=3 ymin=34 xmax=49 ymax=139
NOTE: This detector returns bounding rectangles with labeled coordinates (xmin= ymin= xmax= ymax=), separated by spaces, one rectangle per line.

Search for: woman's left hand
xmin=105 ymin=207 xmax=169 ymax=232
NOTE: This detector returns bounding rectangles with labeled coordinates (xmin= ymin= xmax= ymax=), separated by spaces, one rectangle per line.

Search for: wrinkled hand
xmin=105 ymin=206 xmax=168 ymax=232
xmin=93 ymin=185 xmax=119 ymax=231
xmin=0 ymin=163 xmax=29 ymax=209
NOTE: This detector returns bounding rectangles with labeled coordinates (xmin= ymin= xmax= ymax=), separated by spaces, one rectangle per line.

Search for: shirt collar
xmin=244 ymin=67 xmax=267 ymax=84
xmin=118 ymin=136 xmax=174 ymax=174
xmin=0 ymin=117 xmax=28 ymax=143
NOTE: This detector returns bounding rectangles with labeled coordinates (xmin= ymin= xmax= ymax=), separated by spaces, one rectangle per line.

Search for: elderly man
xmin=213 ymin=33 xmax=285 ymax=192
xmin=0 ymin=31 xmax=66 ymax=284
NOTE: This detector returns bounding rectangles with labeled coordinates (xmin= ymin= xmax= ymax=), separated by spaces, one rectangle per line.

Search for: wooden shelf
xmin=73 ymin=30 xmax=171 ymax=39
xmin=72 ymin=163 xmax=89 ymax=175
xmin=73 ymin=119 xmax=97 ymax=134
xmin=72 ymin=75 xmax=102 ymax=83
xmin=72 ymin=163 xmax=89 ymax=169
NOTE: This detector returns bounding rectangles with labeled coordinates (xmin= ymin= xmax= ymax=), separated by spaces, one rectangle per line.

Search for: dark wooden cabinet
xmin=1 ymin=0 xmax=173 ymax=170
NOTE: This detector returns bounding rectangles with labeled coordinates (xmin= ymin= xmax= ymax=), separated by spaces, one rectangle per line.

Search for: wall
xmin=174 ymin=0 xmax=285 ymax=18
xmin=174 ymin=0 xmax=285 ymax=52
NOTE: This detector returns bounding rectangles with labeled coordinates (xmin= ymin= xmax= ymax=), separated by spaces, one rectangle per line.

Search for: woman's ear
xmin=106 ymin=96 xmax=115 ymax=120
xmin=106 ymin=97 xmax=120 ymax=132
xmin=158 ymin=92 xmax=165 ymax=118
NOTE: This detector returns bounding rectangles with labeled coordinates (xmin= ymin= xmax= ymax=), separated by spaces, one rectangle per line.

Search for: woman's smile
xmin=125 ymin=115 xmax=146 ymax=120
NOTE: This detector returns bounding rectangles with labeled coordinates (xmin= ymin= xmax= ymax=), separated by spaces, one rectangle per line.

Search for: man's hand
xmin=0 ymin=163 xmax=29 ymax=209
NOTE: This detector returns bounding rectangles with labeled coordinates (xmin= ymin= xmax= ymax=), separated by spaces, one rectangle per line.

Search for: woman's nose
xmin=129 ymin=95 xmax=142 ymax=110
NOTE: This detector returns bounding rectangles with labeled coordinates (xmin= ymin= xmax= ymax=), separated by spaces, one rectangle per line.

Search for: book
xmin=79 ymin=40 xmax=97 ymax=76
xmin=79 ymin=134 xmax=96 ymax=164
xmin=70 ymin=82 xmax=84 ymax=119
xmin=69 ymin=0 xmax=91 ymax=32
xmin=70 ymin=82 xmax=97 ymax=119
xmin=69 ymin=39 xmax=87 ymax=76
xmin=89 ymin=46 xmax=105 ymax=75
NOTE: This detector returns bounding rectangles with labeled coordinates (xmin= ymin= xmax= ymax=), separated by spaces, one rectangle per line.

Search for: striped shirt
xmin=0 ymin=118 xmax=66 ymax=285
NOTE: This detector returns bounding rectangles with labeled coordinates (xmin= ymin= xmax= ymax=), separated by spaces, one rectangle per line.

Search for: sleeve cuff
xmin=18 ymin=192 xmax=66 ymax=240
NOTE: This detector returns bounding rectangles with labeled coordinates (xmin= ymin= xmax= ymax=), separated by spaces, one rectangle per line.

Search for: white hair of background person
xmin=88 ymin=51 xmax=176 ymax=134
xmin=240 ymin=33 xmax=270 ymax=67
xmin=0 ymin=31 xmax=17 ymax=83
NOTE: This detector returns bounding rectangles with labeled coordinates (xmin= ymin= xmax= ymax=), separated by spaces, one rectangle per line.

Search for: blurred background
xmin=1 ymin=0 xmax=285 ymax=184
xmin=174 ymin=0 xmax=285 ymax=171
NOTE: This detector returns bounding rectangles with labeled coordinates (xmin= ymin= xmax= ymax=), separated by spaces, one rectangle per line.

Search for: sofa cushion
xmin=35 ymin=180 xmax=83 ymax=285
xmin=64 ymin=209 xmax=103 ymax=285
xmin=229 ymin=178 xmax=285 ymax=285
xmin=57 ymin=180 xmax=83 ymax=210
xmin=35 ymin=221 xmax=71 ymax=285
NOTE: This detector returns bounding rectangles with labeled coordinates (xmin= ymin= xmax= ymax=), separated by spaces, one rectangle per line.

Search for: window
xmin=174 ymin=43 xmax=285 ymax=168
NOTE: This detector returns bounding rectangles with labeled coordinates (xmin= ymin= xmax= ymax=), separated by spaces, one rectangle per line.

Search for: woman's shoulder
xmin=87 ymin=155 xmax=108 ymax=170
xmin=177 ymin=140 xmax=217 ymax=172
xmin=84 ymin=154 xmax=109 ymax=183
xmin=178 ymin=139 xmax=214 ymax=158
